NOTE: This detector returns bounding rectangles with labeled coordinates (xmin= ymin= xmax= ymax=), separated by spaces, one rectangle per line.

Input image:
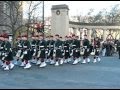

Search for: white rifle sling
xmin=20 ymin=54 xmax=24 ymax=59
xmin=2 ymin=53 xmax=5 ymax=55
xmin=37 ymin=50 xmax=41 ymax=58
xmin=53 ymin=49 xmax=56 ymax=57
xmin=80 ymin=48 xmax=84 ymax=55
xmin=16 ymin=50 xmax=22 ymax=57
xmin=48 ymin=50 xmax=51 ymax=56
xmin=87 ymin=48 xmax=89 ymax=52
xmin=70 ymin=50 xmax=73 ymax=56
xmin=2 ymin=57 xmax=5 ymax=61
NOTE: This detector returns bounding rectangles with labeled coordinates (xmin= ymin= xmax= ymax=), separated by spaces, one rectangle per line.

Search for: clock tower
xmin=51 ymin=4 xmax=69 ymax=38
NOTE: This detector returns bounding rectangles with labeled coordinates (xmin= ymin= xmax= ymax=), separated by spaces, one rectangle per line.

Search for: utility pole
xmin=42 ymin=1 xmax=44 ymax=39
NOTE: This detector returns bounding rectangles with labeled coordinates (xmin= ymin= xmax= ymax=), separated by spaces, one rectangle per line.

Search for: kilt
xmin=49 ymin=49 xmax=54 ymax=58
xmin=83 ymin=49 xmax=90 ymax=57
xmin=5 ymin=51 xmax=13 ymax=61
xmin=73 ymin=49 xmax=79 ymax=58
xmin=64 ymin=50 xmax=70 ymax=59
xmin=40 ymin=50 xmax=45 ymax=58
xmin=56 ymin=49 xmax=62 ymax=58
xmin=23 ymin=50 xmax=31 ymax=60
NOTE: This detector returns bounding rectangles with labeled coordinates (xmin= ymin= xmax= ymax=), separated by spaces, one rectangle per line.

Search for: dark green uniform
xmin=46 ymin=39 xmax=50 ymax=59
xmin=63 ymin=40 xmax=70 ymax=59
xmin=38 ymin=39 xmax=46 ymax=62
xmin=48 ymin=39 xmax=55 ymax=59
xmin=22 ymin=40 xmax=31 ymax=61
xmin=83 ymin=39 xmax=90 ymax=59
xmin=4 ymin=41 xmax=13 ymax=61
xmin=71 ymin=39 xmax=80 ymax=59
xmin=15 ymin=40 xmax=24 ymax=58
xmin=54 ymin=39 xmax=62 ymax=60
xmin=30 ymin=39 xmax=37 ymax=59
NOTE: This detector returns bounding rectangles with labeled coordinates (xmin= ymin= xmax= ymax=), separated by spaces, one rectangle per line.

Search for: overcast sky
xmin=23 ymin=1 xmax=120 ymax=18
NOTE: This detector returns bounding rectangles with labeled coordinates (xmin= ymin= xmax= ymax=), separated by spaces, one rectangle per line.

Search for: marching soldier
xmin=53 ymin=34 xmax=63 ymax=66
xmin=3 ymin=34 xmax=14 ymax=70
xmin=20 ymin=35 xmax=31 ymax=69
xmin=59 ymin=36 xmax=64 ymax=65
xmin=35 ymin=35 xmax=41 ymax=65
xmin=14 ymin=36 xmax=23 ymax=65
xmin=37 ymin=34 xmax=47 ymax=68
xmin=93 ymin=37 xmax=101 ymax=63
xmin=45 ymin=36 xmax=51 ymax=63
xmin=48 ymin=35 xmax=55 ymax=65
xmin=63 ymin=36 xmax=70 ymax=63
xmin=71 ymin=34 xmax=80 ymax=65
xmin=75 ymin=36 xmax=81 ymax=63
xmin=81 ymin=35 xmax=90 ymax=64
xmin=30 ymin=35 xmax=37 ymax=64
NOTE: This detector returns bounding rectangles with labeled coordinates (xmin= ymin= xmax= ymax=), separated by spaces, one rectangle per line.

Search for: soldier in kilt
xmin=14 ymin=36 xmax=23 ymax=65
xmin=81 ymin=35 xmax=90 ymax=64
xmin=3 ymin=34 xmax=14 ymax=70
xmin=68 ymin=36 xmax=73 ymax=62
xmin=59 ymin=36 xmax=64 ymax=65
xmin=37 ymin=34 xmax=47 ymax=68
xmin=20 ymin=35 xmax=31 ymax=69
xmin=49 ymin=35 xmax=55 ymax=65
xmin=63 ymin=36 xmax=70 ymax=63
xmin=71 ymin=34 xmax=80 ymax=65
xmin=54 ymin=34 xmax=63 ymax=66
xmin=75 ymin=36 xmax=81 ymax=63
xmin=45 ymin=36 xmax=51 ymax=63
xmin=35 ymin=35 xmax=41 ymax=65
xmin=30 ymin=35 xmax=37 ymax=64
xmin=93 ymin=37 xmax=101 ymax=63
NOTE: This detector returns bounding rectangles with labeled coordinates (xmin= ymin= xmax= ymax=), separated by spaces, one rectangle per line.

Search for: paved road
xmin=0 ymin=55 xmax=120 ymax=89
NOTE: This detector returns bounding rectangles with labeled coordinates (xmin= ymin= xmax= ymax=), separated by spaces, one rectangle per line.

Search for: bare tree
xmin=25 ymin=1 xmax=43 ymax=38
xmin=0 ymin=1 xmax=23 ymax=47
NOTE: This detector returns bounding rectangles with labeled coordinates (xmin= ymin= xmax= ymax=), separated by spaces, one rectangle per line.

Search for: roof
xmin=51 ymin=4 xmax=69 ymax=10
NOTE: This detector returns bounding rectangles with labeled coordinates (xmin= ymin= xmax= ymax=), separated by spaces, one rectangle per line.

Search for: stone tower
xmin=51 ymin=4 xmax=69 ymax=38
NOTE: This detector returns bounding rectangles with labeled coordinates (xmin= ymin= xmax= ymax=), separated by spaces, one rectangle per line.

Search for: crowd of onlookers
xmin=100 ymin=39 xmax=119 ymax=57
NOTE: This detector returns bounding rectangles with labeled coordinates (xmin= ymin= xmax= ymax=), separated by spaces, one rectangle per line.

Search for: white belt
xmin=23 ymin=46 xmax=27 ymax=48
xmin=32 ymin=45 xmax=35 ymax=46
xmin=40 ymin=46 xmax=44 ymax=47
xmin=72 ymin=45 xmax=76 ymax=46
